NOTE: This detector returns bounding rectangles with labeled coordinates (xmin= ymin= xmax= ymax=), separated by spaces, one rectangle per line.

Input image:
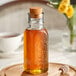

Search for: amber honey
xmin=24 ymin=28 xmax=48 ymax=74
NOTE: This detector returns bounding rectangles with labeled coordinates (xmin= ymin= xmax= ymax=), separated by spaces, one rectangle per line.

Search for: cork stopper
xmin=30 ymin=7 xmax=42 ymax=18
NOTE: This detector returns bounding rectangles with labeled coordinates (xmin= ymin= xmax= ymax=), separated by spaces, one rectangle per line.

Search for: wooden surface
xmin=0 ymin=63 xmax=76 ymax=76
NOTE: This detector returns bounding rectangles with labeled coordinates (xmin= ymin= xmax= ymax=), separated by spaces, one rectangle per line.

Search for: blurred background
xmin=0 ymin=0 xmax=76 ymax=71
xmin=0 ymin=0 xmax=68 ymax=33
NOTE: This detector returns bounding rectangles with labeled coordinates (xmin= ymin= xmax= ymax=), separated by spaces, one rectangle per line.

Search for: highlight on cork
xmin=30 ymin=7 xmax=43 ymax=18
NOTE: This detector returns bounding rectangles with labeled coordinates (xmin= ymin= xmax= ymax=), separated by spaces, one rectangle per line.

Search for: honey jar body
xmin=24 ymin=7 xmax=48 ymax=74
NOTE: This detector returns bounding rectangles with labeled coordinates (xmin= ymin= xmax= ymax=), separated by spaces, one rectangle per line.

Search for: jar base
xmin=24 ymin=68 xmax=48 ymax=74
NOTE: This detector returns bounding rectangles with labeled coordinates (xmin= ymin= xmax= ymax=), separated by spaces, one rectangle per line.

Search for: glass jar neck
xmin=28 ymin=13 xmax=44 ymax=30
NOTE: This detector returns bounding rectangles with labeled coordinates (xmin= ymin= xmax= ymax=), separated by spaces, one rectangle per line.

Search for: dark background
xmin=71 ymin=0 xmax=76 ymax=4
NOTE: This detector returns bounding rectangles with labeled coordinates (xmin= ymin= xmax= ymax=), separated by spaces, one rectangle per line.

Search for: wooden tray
xmin=0 ymin=63 xmax=76 ymax=76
